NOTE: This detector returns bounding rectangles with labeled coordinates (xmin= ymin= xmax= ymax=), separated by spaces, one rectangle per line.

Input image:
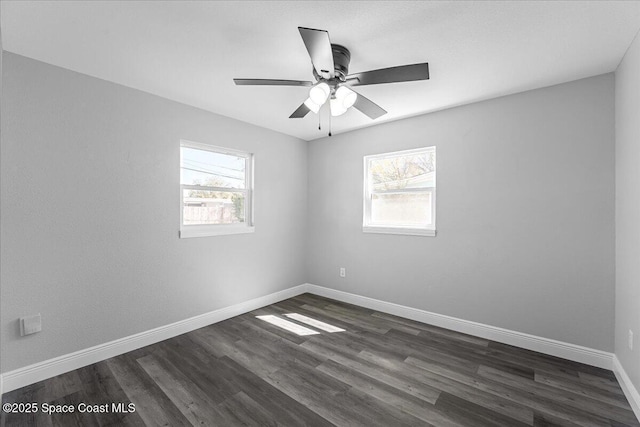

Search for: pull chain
xmin=328 ymin=104 xmax=332 ymax=137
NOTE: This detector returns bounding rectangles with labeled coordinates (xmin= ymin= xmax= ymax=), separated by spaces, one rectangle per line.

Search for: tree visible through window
xmin=180 ymin=141 xmax=253 ymax=237
xmin=364 ymin=147 xmax=436 ymax=236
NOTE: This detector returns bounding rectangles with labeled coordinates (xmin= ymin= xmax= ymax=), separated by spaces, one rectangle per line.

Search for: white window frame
xmin=363 ymin=146 xmax=436 ymax=237
xmin=179 ymin=140 xmax=254 ymax=238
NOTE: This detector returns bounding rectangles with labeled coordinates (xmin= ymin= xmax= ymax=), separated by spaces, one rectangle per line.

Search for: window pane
xmin=371 ymin=192 xmax=433 ymax=227
xmin=369 ymin=151 xmax=435 ymax=190
xmin=181 ymin=146 xmax=246 ymax=189
xmin=182 ymin=189 xmax=245 ymax=225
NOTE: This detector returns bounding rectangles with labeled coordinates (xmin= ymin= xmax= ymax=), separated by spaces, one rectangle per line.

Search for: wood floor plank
xmin=477 ymin=365 xmax=639 ymax=426
xmin=371 ymin=311 xmax=490 ymax=346
xmin=215 ymin=356 xmax=335 ymax=427
xmin=37 ymin=371 xmax=84 ymax=404
xmin=359 ymin=324 xmax=537 ymax=386
xmin=435 ymin=391 xmax=531 ymax=427
xmin=488 ymin=341 xmax=616 ymax=380
xmin=406 ymin=355 xmax=624 ymax=427
xmin=153 ymin=335 xmax=241 ymax=403
xmin=533 ymin=411 xmax=585 ymax=427
xmin=357 ymin=349 xmax=535 ymax=425
xmin=49 ymin=391 xmax=99 ymax=427
xmin=266 ymin=363 xmax=367 ymax=426
xmin=272 ymin=299 xmax=358 ymax=333
xmin=74 ymin=362 xmax=146 ymax=427
xmin=301 ymin=304 xmax=391 ymax=334
xmin=316 ymin=358 xmax=464 ymax=427
xmin=534 ymin=371 xmax=631 ymax=409
xmin=578 ymin=371 xmax=627 ymax=395
xmin=1 ymin=384 xmax=54 ymax=427
xmin=301 ymin=336 xmax=443 ymax=404
xmin=214 ymin=391 xmax=280 ymax=427
xmin=188 ymin=323 xmax=244 ymax=358
xmin=136 ymin=354 xmax=226 ymax=426
xmin=230 ymin=318 xmax=326 ymax=368
xmin=384 ymin=326 xmax=579 ymax=383
xmin=106 ymin=354 xmax=191 ymax=427
xmin=3 ymin=293 xmax=638 ymax=426
xmin=268 ymin=359 xmax=423 ymax=427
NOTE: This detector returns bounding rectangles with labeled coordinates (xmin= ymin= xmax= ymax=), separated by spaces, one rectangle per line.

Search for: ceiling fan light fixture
xmin=330 ymin=97 xmax=348 ymax=116
xmin=335 ymin=86 xmax=357 ymax=109
xmin=303 ymin=97 xmax=320 ymax=114
xmin=309 ymin=82 xmax=330 ymax=105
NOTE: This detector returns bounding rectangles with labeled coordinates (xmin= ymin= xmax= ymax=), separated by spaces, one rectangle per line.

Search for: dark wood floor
xmin=2 ymin=293 xmax=638 ymax=426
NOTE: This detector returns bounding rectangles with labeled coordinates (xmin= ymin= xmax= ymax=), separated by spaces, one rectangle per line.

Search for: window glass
xmin=371 ymin=192 xmax=433 ymax=227
xmin=364 ymin=147 xmax=436 ymax=236
xmin=180 ymin=142 xmax=253 ymax=237
xmin=181 ymin=147 xmax=246 ymax=189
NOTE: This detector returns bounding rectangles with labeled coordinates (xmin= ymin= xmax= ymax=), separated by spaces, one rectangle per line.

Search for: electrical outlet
xmin=629 ymin=330 xmax=634 ymax=351
xmin=20 ymin=314 xmax=42 ymax=336
xmin=339 ymin=267 xmax=346 ymax=278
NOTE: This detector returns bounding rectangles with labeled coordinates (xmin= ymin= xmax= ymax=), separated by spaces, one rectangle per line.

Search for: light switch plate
xmin=20 ymin=314 xmax=42 ymax=336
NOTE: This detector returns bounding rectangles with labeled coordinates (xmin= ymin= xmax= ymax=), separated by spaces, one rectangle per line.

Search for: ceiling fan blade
xmin=234 ymin=79 xmax=313 ymax=87
xmin=347 ymin=63 xmax=429 ymax=86
xmin=298 ymin=27 xmax=335 ymax=79
xmin=289 ymin=102 xmax=312 ymax=118
xmin=351 ymin=89 xmax=387 ymax=120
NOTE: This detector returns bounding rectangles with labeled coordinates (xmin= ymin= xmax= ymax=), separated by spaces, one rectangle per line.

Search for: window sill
xmin=179 ymin=225 xmax=255 ymax=238
xmin=362 ymin=226 xmax=436 ymax=237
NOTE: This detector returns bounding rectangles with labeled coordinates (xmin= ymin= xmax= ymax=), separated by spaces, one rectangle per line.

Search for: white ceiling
xmin=2 ymin=1 xmax=640 ymax=141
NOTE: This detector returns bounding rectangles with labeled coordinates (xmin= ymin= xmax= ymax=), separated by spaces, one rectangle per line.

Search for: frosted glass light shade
xmin=304 ymin=97 xmax=320 ymax=113
xmin=309 ymin=83 xmax=330 ymax=105
xmin=330 ymin=97 xmax=348 ymax=116
xmin=335 ymin=86 xmax=357 ymax=108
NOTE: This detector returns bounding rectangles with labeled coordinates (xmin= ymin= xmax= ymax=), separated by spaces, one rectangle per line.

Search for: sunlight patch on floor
xmin=256 ymin=315 xmax=320 ymax=336
xmin=284 ymin=313 xmax=346 ymax=333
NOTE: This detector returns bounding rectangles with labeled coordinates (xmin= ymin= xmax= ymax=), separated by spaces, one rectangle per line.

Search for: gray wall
xmin=615 ymin=30 xmax=640 ymax=392
xmin=0 ymin=53 xmax=308 ymax=372
xmin=307 ymin=75 xmax=615 ymax=351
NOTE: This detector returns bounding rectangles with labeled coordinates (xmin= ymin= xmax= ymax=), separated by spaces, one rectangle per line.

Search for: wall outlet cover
xmin=20 ymin=314 xmax=42 ymax=336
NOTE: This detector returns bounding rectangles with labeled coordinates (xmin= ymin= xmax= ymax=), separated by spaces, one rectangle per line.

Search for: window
xmin=180 ymin=141 xmax=253 ymax=238
xmin=363 ymin=147 xmax=436 ymax=236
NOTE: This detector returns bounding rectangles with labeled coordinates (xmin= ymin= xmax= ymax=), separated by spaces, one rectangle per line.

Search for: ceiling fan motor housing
xmin=331 ymin=44 xmax=351 ymax=79
xmin=313 ymin=44 xmax=351 ymax=82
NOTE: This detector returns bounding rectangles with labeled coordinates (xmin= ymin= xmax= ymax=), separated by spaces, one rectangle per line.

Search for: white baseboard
xmin=1 ymin=284 xmax=307 ymax=395
xmin=305 ymin=284 xmax=614 ymax=370
xmin=613 ymin=355 xmax=640 ymax=421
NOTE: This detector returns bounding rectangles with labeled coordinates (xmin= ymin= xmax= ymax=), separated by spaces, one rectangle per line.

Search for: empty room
xmin=1 ymin=1 xmax=640 ymax=425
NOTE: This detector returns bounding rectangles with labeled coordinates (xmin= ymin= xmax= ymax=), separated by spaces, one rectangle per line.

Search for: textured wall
xmin=0 ymin=53 xmax=308 ymax=372
xmin=307 ymin=75 xmax=615 ymax=351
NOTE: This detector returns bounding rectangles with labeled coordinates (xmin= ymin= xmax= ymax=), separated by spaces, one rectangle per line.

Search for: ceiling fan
xmin=234 ymin=27 xmax=430 ymax=124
